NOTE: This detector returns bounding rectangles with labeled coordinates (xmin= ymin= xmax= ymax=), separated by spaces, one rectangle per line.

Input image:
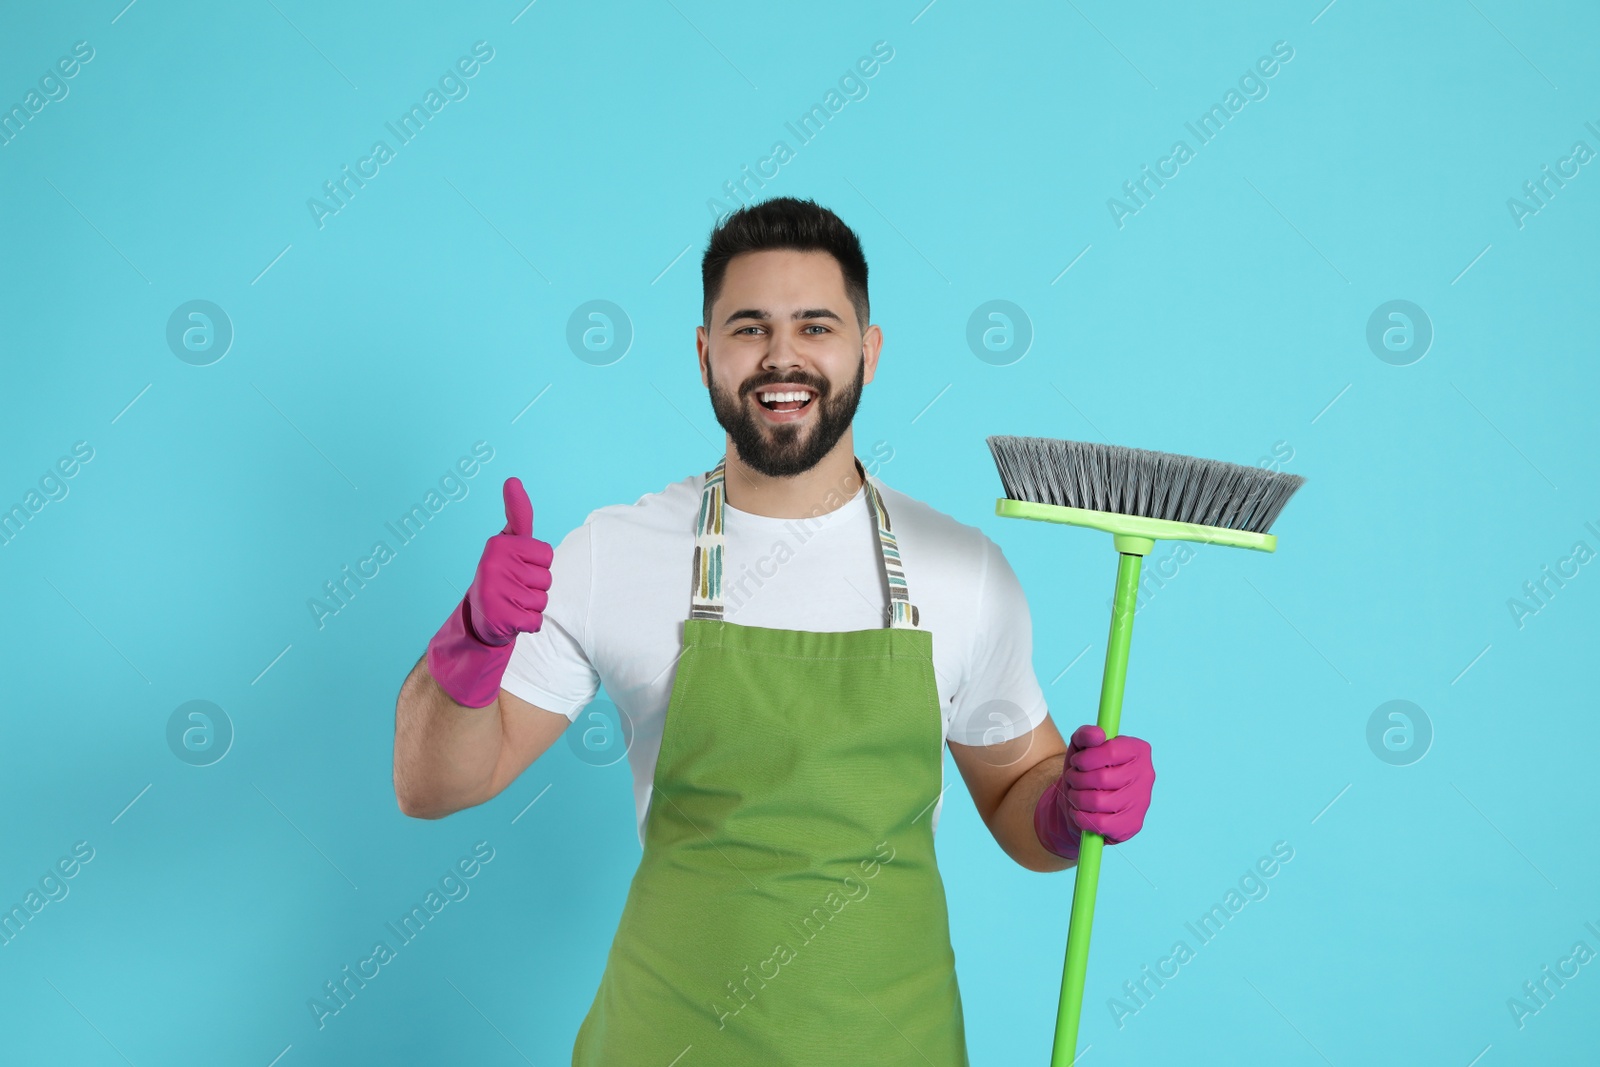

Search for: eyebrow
xmin=721 ymin=307 xmax=843 ymax=327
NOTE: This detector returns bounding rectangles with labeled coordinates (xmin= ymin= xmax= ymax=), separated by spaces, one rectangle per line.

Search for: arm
xmin=393 ymin=475 xmax=562 ymax=818
xmin=948 ymin=542 xmax=1153 ymax=871
xmin=950 ymin=716 xmax=1156 ymax=873
xmin=948 ymin=716 xmax=1074 ymax=873
xmin=948 ymin=539 xmax=1078 ymax=871
xmin=392 ymin=664 xmax=570 ymax=819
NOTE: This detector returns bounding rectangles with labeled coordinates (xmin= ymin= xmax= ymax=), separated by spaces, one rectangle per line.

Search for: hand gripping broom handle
xmin=1051 ymin=543 xmax=1147 ymax=1066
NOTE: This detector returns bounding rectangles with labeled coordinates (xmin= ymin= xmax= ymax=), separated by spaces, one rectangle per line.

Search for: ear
xmin=861 ymin=323 xmax=884 ymax=386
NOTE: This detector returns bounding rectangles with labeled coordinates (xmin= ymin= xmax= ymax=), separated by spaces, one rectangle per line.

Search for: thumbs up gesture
xmin=464 ymin=477 xmax=555 ymax=646
xmin=425 ymin=477 xmax=555 ymax=708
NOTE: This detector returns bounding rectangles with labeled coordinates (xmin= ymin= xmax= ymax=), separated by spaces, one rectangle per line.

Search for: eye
xmin=802 ymin=324 xmax=830 ymax=334
xmin=733 ymin=325 xmax=765 ymax=336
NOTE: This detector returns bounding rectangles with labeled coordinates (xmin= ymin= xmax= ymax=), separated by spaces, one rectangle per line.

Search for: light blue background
xmin=2 ymin=1 xmax=1596 ymax=1064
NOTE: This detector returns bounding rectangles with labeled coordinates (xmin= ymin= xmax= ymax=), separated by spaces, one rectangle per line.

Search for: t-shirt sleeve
xmin=945 ymin=534 xmax=1050 ymax=746
xmin=500 ymin=518 xmax=600 ymax=719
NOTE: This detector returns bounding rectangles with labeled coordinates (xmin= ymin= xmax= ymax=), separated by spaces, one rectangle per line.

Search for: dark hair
xmin=701 ymin=197 xmax=869 ymax=332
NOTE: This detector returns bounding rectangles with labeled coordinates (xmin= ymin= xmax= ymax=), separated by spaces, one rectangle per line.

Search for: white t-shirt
xmin=501 ymin=466 xmax=1050 ymax=846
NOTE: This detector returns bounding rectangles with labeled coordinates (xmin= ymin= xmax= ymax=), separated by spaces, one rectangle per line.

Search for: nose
xmin=760 ymin=338 xmax=803 ymax=374
xmin=757 ymin=355 xmax=814 ymax=394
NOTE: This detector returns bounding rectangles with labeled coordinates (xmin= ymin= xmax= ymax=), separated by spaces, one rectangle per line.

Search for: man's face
xmin=698 ymin=249 xmax=880 ymax=479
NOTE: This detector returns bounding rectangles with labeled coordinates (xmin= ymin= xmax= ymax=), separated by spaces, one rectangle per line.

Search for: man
xmin=393 ymin=196 xmax=1155 ymax=1065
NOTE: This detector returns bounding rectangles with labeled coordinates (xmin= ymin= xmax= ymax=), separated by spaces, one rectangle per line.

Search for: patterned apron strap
xmin=690 ymin=455 xmax=920 ymax=628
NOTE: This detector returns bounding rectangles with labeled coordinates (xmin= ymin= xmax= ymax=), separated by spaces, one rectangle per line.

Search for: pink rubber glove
xmin=1034 ymin=725 xmax=1155 ymax=861
xmin=425 ymin=477 xmax=553 ymax=708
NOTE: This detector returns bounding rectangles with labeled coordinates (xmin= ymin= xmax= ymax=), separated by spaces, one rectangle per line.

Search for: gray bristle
xmin=986 ymin=435 xmax=1307 ymax=534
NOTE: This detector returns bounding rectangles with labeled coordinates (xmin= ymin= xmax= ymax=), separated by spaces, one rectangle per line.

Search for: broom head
xmin=987 ymin=435 xmax=1307 ymax=553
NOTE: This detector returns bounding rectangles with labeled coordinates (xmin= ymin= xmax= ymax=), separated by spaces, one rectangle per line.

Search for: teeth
xmin=758 ymin=390 xmax=811 ymax=403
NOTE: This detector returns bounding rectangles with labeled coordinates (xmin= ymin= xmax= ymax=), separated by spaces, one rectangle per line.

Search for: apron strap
xmin=690 ymin=455 xmax=920 ymax=629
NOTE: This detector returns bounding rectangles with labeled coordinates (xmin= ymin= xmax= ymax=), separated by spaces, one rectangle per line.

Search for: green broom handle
xmin=1051 ymin=546 xmax=1145 ymax=1066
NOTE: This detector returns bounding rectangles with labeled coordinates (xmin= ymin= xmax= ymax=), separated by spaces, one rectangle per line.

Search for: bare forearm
xmin=994 ymin=754 xmax=1075 ymax=873
xmin=393 ymin=655 xmax=503 ymax=819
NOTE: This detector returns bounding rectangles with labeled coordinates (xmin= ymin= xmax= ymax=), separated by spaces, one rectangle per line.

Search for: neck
xmin=721 ymin=434 xmax=864 ymax=519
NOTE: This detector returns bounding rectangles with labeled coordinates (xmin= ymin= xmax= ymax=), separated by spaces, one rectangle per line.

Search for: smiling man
xmin=393 ymin=196 xmax=1156 ymax=1066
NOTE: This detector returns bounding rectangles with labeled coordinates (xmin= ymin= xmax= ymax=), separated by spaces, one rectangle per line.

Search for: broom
xmin=985 ymin=435 xmax=1307 ymax=1066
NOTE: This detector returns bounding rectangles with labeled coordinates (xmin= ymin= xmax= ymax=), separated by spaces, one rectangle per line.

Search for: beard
xmin=707 ymin=352 xmax=865 ymax=479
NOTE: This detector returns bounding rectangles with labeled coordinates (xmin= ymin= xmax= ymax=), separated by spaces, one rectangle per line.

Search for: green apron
xmin=572 ymin=454 xmax=969 ymax=1066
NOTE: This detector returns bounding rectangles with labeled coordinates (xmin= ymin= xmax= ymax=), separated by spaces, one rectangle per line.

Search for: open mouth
xmin=752 ymin=386 xmax=818 ymax=419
